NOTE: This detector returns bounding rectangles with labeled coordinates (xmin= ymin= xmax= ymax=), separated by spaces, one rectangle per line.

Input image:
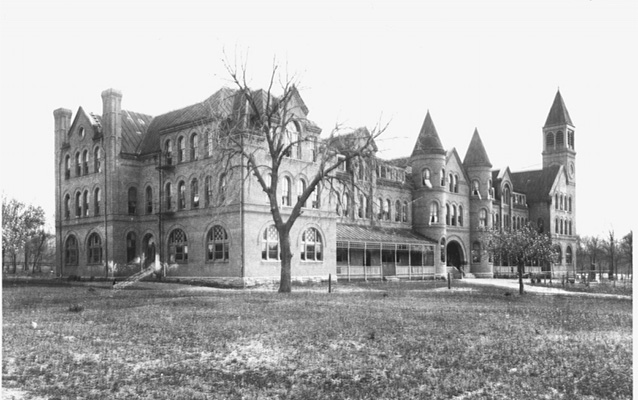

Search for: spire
xmin=544 ymin=89 xmax=573 ymax=127
xmin=411 ymin=111 xmax=446 ymax=157
xmin=463 ymin=128 xmax=492 ymax=168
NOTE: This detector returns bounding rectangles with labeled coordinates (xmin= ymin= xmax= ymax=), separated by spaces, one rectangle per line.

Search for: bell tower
xmin=542 ymin=90 xmax=576 ymax=181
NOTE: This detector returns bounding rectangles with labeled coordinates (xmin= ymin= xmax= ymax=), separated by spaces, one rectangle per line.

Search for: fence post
xmin=328 ymin=273 xmax=332 ymax=293
xmin=448 ymin=272 xmax=451 ymax=289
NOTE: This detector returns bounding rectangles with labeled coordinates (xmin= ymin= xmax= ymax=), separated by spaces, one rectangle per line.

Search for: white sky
xmin=0 ymin=0 xmax=636 ymax=237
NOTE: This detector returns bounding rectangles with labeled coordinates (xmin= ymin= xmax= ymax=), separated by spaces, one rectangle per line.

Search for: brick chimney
xmin=101 ymin=88 xmax=123 ymax=155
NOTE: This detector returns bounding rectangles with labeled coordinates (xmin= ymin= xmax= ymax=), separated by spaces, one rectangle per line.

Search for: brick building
xmin=53 ymin=87 xmax=576 ymax=284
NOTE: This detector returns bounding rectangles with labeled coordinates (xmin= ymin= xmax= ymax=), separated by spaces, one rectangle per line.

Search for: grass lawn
xmin=2 ymin=280 xmax=632 ymax=399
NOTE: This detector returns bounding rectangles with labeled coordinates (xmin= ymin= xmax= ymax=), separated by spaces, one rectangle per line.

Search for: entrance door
xmin=446 ymin=240 xmax=465 ymax=273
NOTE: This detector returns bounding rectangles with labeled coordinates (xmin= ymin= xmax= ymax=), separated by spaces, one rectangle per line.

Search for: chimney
xmin=53 ymin=108 xmax=72 ymax=149
xmin=101 ymin=88 xmax=123 ymax=154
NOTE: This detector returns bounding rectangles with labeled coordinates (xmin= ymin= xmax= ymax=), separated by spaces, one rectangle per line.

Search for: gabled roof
xmin=510 ymin=165 xmax=562 ymax=203
xmin=68 ymin=107 xmax=102 ymax=138
xmin=121 ymin=110 xmax=153 ymax=154
xmin=446 ymin=148 xmax=471 ymax=184
xmin=411 ymin=111 xmax=446 ymax=157
xmin=463 ymin=128 xmax=492 ymax=168
xmin=544 ymin=90 xmax=573 ymax=128
xmin=138 ymin=87 xmax=241 ymax=155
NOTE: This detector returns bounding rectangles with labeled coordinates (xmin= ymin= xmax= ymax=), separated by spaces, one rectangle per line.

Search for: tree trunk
xmin=278 ymin=228 xmax=293 ymax=293
xmin=518 ymin=261 xmax=525 ymax=295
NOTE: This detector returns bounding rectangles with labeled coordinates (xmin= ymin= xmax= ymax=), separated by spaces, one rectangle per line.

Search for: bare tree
xmin=619 ymin=231 xmax=632 ymax=280
xmin=209 ymin=58 xmax=385 ymax=293
xmin=605 ymin=230 xmax=617 ymax=280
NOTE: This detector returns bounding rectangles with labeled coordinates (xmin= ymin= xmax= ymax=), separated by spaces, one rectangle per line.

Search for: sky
xmin=0 ymin=0 xmax=636 ymax=238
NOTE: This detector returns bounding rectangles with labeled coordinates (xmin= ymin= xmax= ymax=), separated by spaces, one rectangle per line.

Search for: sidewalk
xmin=462 ymin=278 xmax=632 ymax=300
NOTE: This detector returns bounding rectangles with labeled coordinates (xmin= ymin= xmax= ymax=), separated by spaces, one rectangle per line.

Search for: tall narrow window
xmin=83 ymin=190 xmax=89 ymax=217
xmin=440 ymin=168 xmax=446 ymax=186
xmin=311 ymin=186 xmax=320 ymax=209
xmin=126 ymin=232 xmax=137 ymax=263
xmin=343 ymin=193 xmax=350 ymax=217
xmin=451 ymin=205 xmax=457 ymax=226
xmin=82 ymin=150 xmax=89 ymax=175
xmin=301 ymin=227 xmax=323 ymax=261
xmin=75 ymin=152 xmax=81 ymax=176
xmin=569 ymin=220 xmax=573 ymax=236
xmin=567 ymin=130 xmax=575 ymax=150
xmin=566 ymin=246 xmax=573 ymax=265
xmin=546 ymin=132 xmax=555 ymax=150
xmin=146 ymin=186 xmax=153 ymax=214
xmin=177 ymin=136 xmax=185 ymax=163
xmin=128 ymin=187 xmax=137 ymax=215
xmin=568 ymin=196 xmax=572 ymax=212
xmin=453 ymin=174 xmax=459 ymax=193
xmin=445 ymin=204 xmax=451 ymax=225
xmin=94 ymin=188 xmax=101 ymax=216
xmin=440 ymin=238 xmax=446 ymax=263
xmin=395 ymin=200 xmax=401 ymax=222
xmin=219 ymin=174 xmax=227 ymax=204
xmin=422 ymin=168 xmax=432 ymax=187
xmin=64 ymin=235 xmax=78 ymax=266
xmin=472 ymin=241 xmax=481 ymax=263
xmin=64 ymin=194 xmax=70 ymax=219
xmin=205 ymin=176 xmax=212 ymax=207
xmin=448 ymin=173 xmax=454 ymax=192
xmin=429 ymin=202 xmax=439 ymax=224
xmin=65 ymin=155 xmax=71 ymax=179
xmin=165 ymin=182 xmax=172 ymax=210
xmin=261 ymin=225 xmax=279 ymax=260
xmin=358 ymin=194 xmax=365 ymax=218
xmin=206 ymin=130 xmax=213 ymax=157
xmin=75 ymin=192 xmax=82 ymax=217
xmin=282 ymin=177 xmax=291 ymax=206
xmin=191 ymin=179 xmax=199 ymax=208
xmin=503 ymin=186 xmax=511 ymax=204
xmin=190 ymin=133 xmax=199 ymax=161
xmin=555 ymin=218 xmax=559 ymax=234
xmin=286 ymin=121 xmax=301 ymax=159
xmin=94 ymin=147 xmax=101 ymax=173
xmin=458 ymin=205 xmax=464 ymax=226
xmin=165 ymin=140 xmax=173 ymax=165
xmin=402 ymin=201 xmax=408 ymax=223
xmin=298 ymin=179 xmax=307 ymax=208
xmin=168 ymin=229 xmax=188 ymax=263
xmin=556 ymin=131 xmax=564 ymax=147
xmin=207 ymin=225 xmax=229 ymax=261
xmin=384 ymin=199 xmax=391 ymax=221
xmin=472 ymin=180 xmax=480 ymax=196
xmin=87 ymin=233 xmax=103 ymax=264
xmin=178 ymin=181 xmax=186 ymax=210
xmin=479 ymin=208 xmax=487 ymax=227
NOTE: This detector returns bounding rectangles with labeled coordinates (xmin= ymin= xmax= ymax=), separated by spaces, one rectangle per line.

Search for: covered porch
xmin=336 ymin=224 xmax=437 ymax=280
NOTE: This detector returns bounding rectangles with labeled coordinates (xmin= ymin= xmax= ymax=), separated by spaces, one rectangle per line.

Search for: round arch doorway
xmin=446 ymin=240 xmax=466 ymax=273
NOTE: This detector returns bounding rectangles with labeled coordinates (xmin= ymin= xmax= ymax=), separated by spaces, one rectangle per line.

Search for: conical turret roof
xmin=463 ymin=128 xmax=492 ymax=168
xmin=544 ymin=90 xmax=573 ymax=127
xmin=411 ymin=111 xmax=446 ymax=156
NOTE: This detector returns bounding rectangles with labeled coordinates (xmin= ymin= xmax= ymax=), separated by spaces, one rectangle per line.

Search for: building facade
xmin=54 ymin=88 xmax=577 ymax=284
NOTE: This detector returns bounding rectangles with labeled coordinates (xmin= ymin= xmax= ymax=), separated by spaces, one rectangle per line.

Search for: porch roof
xmin=336 ymin=224 xmax=436 ymax=248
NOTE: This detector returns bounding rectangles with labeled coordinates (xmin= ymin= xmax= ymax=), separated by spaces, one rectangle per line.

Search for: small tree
xmin=213 ymin=58 xmax=385 ymax=293
xmin=2 ymin=196 xmax=46 ymax=273
xmin=619 ymin=231 xmax=632 ymax=280
xmin=485 ymin=224 xmax=556 ymax=295
xmin=605 ymin=230 xmax=617 ymax=280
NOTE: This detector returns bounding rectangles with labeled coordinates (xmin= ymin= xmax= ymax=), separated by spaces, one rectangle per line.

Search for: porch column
xmin=363 ymin=243 xmax=367 ymax=281
xmin=347 ymin=242 xmax=351 ymax=282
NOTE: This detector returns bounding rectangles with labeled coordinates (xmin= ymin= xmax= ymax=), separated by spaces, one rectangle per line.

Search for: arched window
xmin=445 ymin=204 xmax=451 ymax=225
xmin=83 ymin=190 xmax=89 ymax=217
xmin=301 ymin=227 xmax=323 ymax=261
xmin=64 ymin=235 xmax=78 ymax=266
xmin=546 ymin=132 xmax=555 ymax=150
xmin=430 ymin=202 xmax=439 ymax=224
xmin=556 ymin=131 xmax=564 ymax=147
xmin=384 ymin=199 xmax=391 ymax=221
xmin=440 ymin=238 xmax=446 ymax=263
xmin=205 ymin=176 xmax=212 ymax=207
xmin=311 ymin=186 xmax=320 ymax=209
xmin=286 ymin=121 xmax=301 ymax=159
xmin=343 ymin=193 xmax=351 ymax=217
xmin=569 ymin=220 xmax=573 ymax=236
xmin=146 ymin=186 xmax=153 ymax=214
xmin=451 ymin=205 xmax=457 ymax=226
xmin=87 ymin=233 xmax=103 ymax=264
xmin=402 ymin=201 xmax=408 ymax=223
xmin=568 ymin=196 xmax=572 ymax=212
xmin=94 ymin=147 xmax=102 ymax=173
xmin=75 ymin=192 xmax=82 ymax=217
xmin=93 ymin=188 xmax=102 ymax=215
xmin=219 ymin=173 xmax=227 ymax=204
xmin=555 ymin=218 xmax=559 ymax=234
xmin=567 ymin=130 xmax=575 ymax=149
xmin=503 ymin=185 xmax=511 ymax=204
xmin=207 ymin=225 xmax=229 ymax=261
xmin=177 ymin=136 xmax=185 ymax=163
xmin=560 ymin=219 xmax=564 ymax=235
xmin=206 ymin=129 xmax=213 ymax=157
xmin=554 ymin=245 xmax=562 ymax=265
xmin=168 ymin=229 xmax=188 ymax=263
xmin=472 ymin=180 xmax=480 ymax=196
xmin=479 ymin=208 xmax=488 ymax=227
xmin=190 ymin=133 xmax=199 ymax=161
xmin=177 ymin=181 xmax=186 ymax=210
xmin=261 ymin=225 xmax=279 ymax=261
xmin=64 ymin=155 xmax=71 ymax=179
xmin=422 ymin=168 xmax=431 ymax=186
xmin=375 ymin=197 xmax=382 ymax=220
xmin=566 ymin=246 xmax=573 ymax=265
xmin=358 ymin=194 xmax=365 ymax=219
xmin=298 ymin=179 xmax=307 ymax=208
xmin=555 ymin=194 xmax=559 ymax=210
xmin=165 ymin=139 xmax=173 ymax=165
xmin=453 ymin=174 xmax=459 ymax=193
xmin=395 ymin=200 xmax=402 ymax=222
xmin=126 ymin=232 xmax=137 ymax=263
xmin=440 ymin=168 xmax=446 ymax=186
xmin=82 ymin=150 xmax=89 ymax=175
xmin=458 ymin=205 xmax=464 ymax=226
xmin=128 ymin=187 xmax=137 ymax=215
xmin=282 ymin=177 xmax=291 ymax=206
xmin=448 ymin=173 xmax=454 ymax=192
xmin=64 ymin=194 xmax=71 ymax=219
xmin=165 ymin=182 xmax=172 ymax=210
xmin=472 ymin=241 xmax=481 ymax=263
xmin=75 ymin=152 xmax=81 ymax=176
xmin=191 ymin=179 xmax=199 ymax=208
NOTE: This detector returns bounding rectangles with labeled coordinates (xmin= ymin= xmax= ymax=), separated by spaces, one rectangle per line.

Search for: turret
xmin=542 ymin=89 xmax=576 ymax=180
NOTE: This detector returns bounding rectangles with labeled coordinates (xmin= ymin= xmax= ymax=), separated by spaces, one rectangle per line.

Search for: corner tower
xmin=542 ymin=90 xmax=576 ymax=181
